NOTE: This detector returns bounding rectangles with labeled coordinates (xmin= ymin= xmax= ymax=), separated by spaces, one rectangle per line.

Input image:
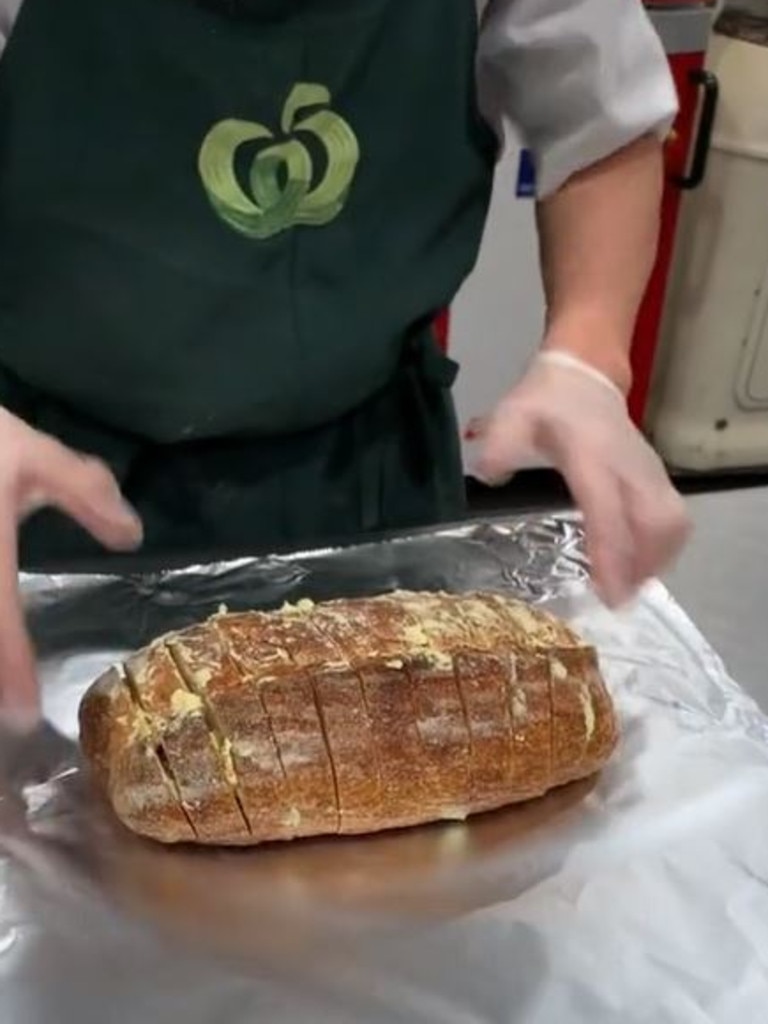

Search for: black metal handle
xmin=677 ymin=69 xmax=720 ymax=191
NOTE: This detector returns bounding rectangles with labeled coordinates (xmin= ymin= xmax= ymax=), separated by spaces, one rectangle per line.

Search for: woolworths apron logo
xmin=198 ymin=83 xmax=360 ymax=241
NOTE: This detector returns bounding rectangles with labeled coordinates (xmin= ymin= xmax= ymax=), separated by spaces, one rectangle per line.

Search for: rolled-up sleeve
xmin=478 ymin=0 xmax=679 ymax=197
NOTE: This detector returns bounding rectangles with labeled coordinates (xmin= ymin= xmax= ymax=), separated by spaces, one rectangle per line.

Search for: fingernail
xmin=106 ymin=504 xmax=144 ymax=550
xmin=468 ymin=461 xmax=489 ymax=484
xmin=469 ymin=459 xmax=513 ymax=488
xmin=123 ymin=502 xmax=142 ymax=527
xmin=118 ymin=524 xmax=144 ymax=550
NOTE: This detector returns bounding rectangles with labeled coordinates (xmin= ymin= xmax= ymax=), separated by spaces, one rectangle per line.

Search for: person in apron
xmin=0 ymin=0 xmax=689 ymax=718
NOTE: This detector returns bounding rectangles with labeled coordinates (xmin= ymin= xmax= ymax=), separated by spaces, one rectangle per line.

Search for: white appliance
xmin=648 ymin=8 xmax=768 ymax=470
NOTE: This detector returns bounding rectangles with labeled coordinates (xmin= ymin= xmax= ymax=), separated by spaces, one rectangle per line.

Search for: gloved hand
xmin=467 ymin=352 xmax=691 ymax=608
xmin=0 ymin=408 xmax=142 ymax=726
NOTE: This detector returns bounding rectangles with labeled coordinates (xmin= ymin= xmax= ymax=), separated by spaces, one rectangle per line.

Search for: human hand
xmin=467 ymin=352 xmax=691 ymax=608
xmin=0 ymin=409 xmax=142 ymax=727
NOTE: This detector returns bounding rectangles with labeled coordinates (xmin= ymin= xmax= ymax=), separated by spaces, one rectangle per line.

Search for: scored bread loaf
xmin=79 ymin=591 xmax=618 ymax=846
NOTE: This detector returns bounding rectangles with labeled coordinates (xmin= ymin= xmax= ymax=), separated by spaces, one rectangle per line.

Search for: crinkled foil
xmin=2 ymin=514 xmax=768 ymax=1024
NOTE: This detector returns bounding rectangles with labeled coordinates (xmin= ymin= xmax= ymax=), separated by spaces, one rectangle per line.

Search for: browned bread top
xmin=79 ymin=591 xmax=618 ymax=846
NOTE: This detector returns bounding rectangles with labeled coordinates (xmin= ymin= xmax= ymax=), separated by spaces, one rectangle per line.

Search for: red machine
xmin=629 ymin=1 xmax=718 ymax=425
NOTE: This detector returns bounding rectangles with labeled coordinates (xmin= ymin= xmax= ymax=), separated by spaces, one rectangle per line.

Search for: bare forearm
xmin=535 ymin=134 xmax=664 ymax=393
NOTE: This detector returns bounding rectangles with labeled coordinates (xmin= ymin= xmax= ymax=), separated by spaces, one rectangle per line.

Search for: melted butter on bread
xmin=170 ymin=689 xmax=204 ymax=717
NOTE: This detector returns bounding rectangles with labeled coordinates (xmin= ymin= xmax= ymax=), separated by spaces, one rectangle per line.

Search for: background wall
xmin=450 ymin=131 xmax=544 ymax=467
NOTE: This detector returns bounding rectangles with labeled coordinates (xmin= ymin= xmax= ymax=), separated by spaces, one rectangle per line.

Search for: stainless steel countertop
xmin=663 ymin=487 xmax=768 ymax=709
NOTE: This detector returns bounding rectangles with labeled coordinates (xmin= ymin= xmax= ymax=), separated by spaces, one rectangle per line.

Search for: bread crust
xmin=79 ymin=592 xmax=619 ymax=845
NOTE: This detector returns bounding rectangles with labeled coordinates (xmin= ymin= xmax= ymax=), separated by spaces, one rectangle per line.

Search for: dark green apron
xmin=0 ymin=0 xmax=496 ymax=565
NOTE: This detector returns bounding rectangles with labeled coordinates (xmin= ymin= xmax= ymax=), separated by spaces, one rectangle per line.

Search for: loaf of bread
xmin=79 ymin=591 xmax=618 ymax=846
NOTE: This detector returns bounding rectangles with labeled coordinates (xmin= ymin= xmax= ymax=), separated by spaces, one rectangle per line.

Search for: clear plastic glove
xmin=0 ymin=408 xmax=142 ymax=727
xmin=467 ymin=352 xmax=691 ymax=608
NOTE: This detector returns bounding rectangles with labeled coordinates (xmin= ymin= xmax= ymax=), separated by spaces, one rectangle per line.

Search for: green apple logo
xmin=198 ymin=83 xmax=360 ymax=240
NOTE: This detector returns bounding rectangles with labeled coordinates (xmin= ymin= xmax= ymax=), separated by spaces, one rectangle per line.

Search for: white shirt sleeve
xmin=477 ymin=0 xmax=679 ymax=198
xmin=0 ymin=0 xmax=22 ymax=58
